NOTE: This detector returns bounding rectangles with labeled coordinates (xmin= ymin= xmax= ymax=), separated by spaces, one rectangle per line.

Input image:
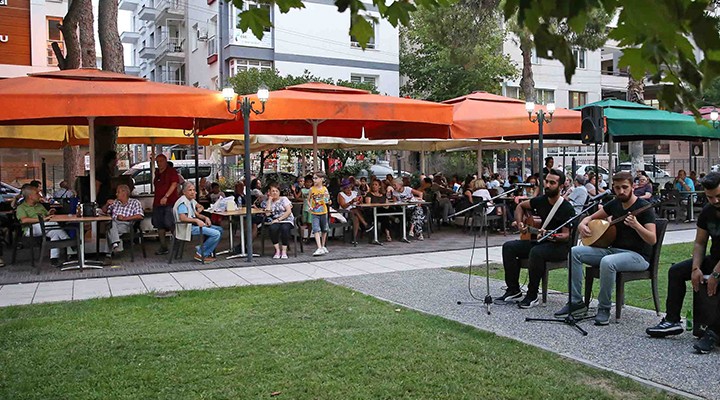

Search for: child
xmin=308 ymin=171 xmax=331 ymax=256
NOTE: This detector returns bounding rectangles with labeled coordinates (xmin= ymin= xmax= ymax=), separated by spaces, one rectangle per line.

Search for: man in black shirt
xmin=558 ymin=171 xmax=657 ymax=325
xmin=496 ymin=169 xmax=576 ymax=309
xmin=646 ymin=172 xmax=720 ymax=353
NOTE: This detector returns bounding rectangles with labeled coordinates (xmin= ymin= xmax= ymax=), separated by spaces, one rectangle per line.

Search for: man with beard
xmin=558 ymin=171 xmax=657 ymax=325
xmin=495 ymin=169 xmax=576 ymax=309
xmin=646 ymin=172 xmax=720 ymax=353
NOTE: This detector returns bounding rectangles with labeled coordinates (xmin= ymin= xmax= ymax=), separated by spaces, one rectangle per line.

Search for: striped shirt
xmin=108 ymin=198 xmax=144 ymax=220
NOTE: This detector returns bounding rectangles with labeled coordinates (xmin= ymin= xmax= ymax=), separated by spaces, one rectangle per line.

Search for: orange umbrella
xmin=444 ymin=92 xmax=581 ymax=140
xmin=200 ymin=82 xmax=453 ymax=171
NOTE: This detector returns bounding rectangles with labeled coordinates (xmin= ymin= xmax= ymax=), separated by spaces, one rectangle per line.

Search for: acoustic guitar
xmin=519 ymin=212 xmax=543 ymax=241
xmin=580 ymin=202 xmax=656 ymax=248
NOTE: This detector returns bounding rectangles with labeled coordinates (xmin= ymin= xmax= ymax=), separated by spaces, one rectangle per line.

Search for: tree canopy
xmin=227 ymin=69 xmax=378 ymax=96
xmin=399 ymin=0 xmax=518 ymax=101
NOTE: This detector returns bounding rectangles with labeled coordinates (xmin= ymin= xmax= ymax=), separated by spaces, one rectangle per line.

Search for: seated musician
xmin=646 ymin=172 xmax=720 ymax=354
xmin=558 ymin=171 xmax=656 ymax=325
xmin=495 ymin=169 xmax=575 ymax=308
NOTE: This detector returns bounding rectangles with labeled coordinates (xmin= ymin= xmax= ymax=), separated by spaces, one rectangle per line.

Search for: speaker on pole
xmin=581 ymin=105 xmax=604 ymax=144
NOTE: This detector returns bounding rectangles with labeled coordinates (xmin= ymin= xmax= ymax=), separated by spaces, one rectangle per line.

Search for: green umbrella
xmin=574 ymin=99 xmax=718 ymax=141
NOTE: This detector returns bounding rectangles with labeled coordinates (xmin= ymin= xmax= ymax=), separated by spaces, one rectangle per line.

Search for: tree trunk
xmin=78 ymin=0 xmax=95 ymax=68
xmin=518 ymin=32 xmax=535 ymax=102
xmin=627 ymin=76 xmax=646 ymax=175
xmin=95 ymin=0 xmax=125 ymax=170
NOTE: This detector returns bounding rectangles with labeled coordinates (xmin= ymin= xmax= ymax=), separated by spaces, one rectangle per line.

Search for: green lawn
xmin=448 ymin=242 xmax=695 ymax=313
xmin=0 ymin=281 xmax=675 ymax=399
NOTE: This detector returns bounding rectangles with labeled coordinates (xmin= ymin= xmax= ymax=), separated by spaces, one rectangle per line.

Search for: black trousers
xmin=502 ymin=239 xmax=569 ymax=296
xmin=666 ymin=256 xmax=717 ymax=323
xmin=269 ymin=223 xmax=292 ymax=246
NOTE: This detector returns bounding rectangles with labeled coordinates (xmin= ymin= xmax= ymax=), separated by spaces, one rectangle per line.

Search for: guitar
xmin=519 ymin=212 xmax=543 ymax=241
xmin=580 ymin=201 xmax=657 ymax=248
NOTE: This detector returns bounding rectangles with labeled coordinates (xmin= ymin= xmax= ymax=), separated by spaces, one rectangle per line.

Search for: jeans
xmin=106 ymin=220 xmax=134 ymax=252
xmin=665 ymin=256 xmax=716 ymax=323
xmin=270 ymin=222 xmax=292 ymax=246
xmin=502 ymin=239 xmax=569 ymax=295
xmin=191 ymin=225 xmax=223 ymax=257
xmin=569 ymin=246 xmax=649 ymax=309
xmin=311 ymin=213 xmax=328 ymax=234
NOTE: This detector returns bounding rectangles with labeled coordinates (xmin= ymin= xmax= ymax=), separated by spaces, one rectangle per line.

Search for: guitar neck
xmin=608 ymin=202 xmax=654 ymax=226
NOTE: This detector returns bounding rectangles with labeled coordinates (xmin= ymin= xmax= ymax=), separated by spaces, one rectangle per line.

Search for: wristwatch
xmin=712 ymin=271 xmax=720 ymax=280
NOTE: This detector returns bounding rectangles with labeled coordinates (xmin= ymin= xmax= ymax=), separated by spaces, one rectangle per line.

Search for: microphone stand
xmin=524 ymin=198 xmax=604 ymax=336
xmin=455 ymin=187 xmax=521 ymax=315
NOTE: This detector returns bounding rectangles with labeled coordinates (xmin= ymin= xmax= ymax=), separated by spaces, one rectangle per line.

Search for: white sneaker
xmin=273 ymin=253 xmax=281 ymax=259
xmin=313 ymin=248 xmax=325 ymax=256
xmin=322 ymin=246 xmax=329 ymax=254
xmin=281 ymin=253 xmax=288 ymax=259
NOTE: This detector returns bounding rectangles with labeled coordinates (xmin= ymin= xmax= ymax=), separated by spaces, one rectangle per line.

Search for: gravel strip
xmin=329 ymin=268 xmax=717 ymax=399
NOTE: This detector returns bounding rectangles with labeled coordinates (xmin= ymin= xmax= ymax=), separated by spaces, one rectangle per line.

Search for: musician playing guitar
xmin=646 ymin=172 xmax=720 ymax=354
xmin=495 ymin=169 xmax=576 ymax=308
xmin=558 ymin=171 xmax=656 ymax=326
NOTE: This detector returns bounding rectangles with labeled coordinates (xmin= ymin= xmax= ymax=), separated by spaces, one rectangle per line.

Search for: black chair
xmin=583 ymin=218 xmax=668 ymax=319
xmin=658 ymin=189 xmax=682 ymax=222
xmin=168 ymin=223 xmax=205 ymax=264
xmin=106 ymin=220 xmax=147 ymax=262
xmin=10 ymin=220 xmax=43 ymax=271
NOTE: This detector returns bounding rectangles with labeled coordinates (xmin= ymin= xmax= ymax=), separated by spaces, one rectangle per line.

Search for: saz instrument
xmin=581 ymin=202 xmax=656 ymax=248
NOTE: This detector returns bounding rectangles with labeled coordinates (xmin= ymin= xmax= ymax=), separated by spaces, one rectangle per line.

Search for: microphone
xmin=589 ymin=191 xmax=610 ymax=202
xmin=514 ymin=182 xmax=536 ymax=187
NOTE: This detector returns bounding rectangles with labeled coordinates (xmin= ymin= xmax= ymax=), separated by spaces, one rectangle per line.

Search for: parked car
xmin=567 ymin=165 xmax=610 ymax=182
xmin=123 ymin=160 xmax=215 ymax=195
xmin=616 ymin=162 xmax=670 ymax=178
xmin=0 ymin=181 xmax=20 ymax=202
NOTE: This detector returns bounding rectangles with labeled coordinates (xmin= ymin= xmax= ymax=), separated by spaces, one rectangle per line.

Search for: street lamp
xmin=526 ymin=101 xmax=555 ymax=193
xmin=223 ymin=85 xmax=269 ymax=262
xmin=710 ymin=107 xmax=719 ymax=129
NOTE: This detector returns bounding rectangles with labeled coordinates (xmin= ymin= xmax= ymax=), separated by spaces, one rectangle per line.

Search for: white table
xmin=48 ymin=214 xmax=112 ymax=271
xmin=211 ymin=207 xmax=267 ymax=259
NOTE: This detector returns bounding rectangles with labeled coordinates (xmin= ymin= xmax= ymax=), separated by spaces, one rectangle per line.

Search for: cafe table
xmin=47 ymin=214 xmax=112 ymax=271
xmin=211 ymin=207 xmax=267 ymax=259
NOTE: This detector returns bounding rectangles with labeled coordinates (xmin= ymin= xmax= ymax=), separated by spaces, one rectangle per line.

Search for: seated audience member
xmin=264 ymin=183 xmax=294 ymax=259
xmin=471 ymin=179 xmax=499 ymax=216
xmin=16 ymin=186 xmax=74 ymax=267
xmin=103 ymin=184 xmax=144 ymax=254
xmin=173 ymin=182 xmax=223 ymax=262
xmin=53 ymin=180 xmax=76 ymax=199
xmin=250 ymin=178 xmax=266 ymax=206
xmin=209 ymin=182 xmax=225 ymax=203
xmin=291 ymin=176 xmax=304 ymax=200
xmin=675 ymin=169 xmax=696 ymax=222
xmin=338 ymin=179 xmax=372 ymax=243
xmin=357 ymin=176 xmax=370 ymax=198
xmin=388 ymin=180 xmax=425 ymax=240
xmin=565 ymin=175 xmax=589 ymax=214
xmin=585 ymin=172 xmax=598 ymax=197
xmin=633 ymin=174 xmax=654 ymax=200
xmin=198 ymin=177 xmax=210 ymax=201
xmin=365 ymin=179 xmax=393 ymax=242
xmin=233 ymin=181 xmax=245 ymax=206
xmin=430 ymin=175 xmax=455 ymax=223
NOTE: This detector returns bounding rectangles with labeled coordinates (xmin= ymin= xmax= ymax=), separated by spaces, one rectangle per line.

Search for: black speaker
xmin=581 ymin=105 xmax=604 ymax=144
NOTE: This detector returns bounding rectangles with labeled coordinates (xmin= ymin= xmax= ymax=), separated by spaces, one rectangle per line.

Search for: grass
xmin=448 ymin=242 xmax=695 ymax=313
xmin=0 ymin=281 xmax=676 ymax=400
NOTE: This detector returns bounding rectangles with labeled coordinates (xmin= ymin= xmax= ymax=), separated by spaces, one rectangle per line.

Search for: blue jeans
xmin=191 ymin=225 xmax=223 ymax=257
xmin=570 ymin=246 xmax=649 ymax=310
xmin=311 ymin=213 xmax=329 ymax=234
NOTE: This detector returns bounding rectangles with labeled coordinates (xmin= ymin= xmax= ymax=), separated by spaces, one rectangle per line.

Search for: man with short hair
xmin=103 ymin=184 xmax=144 ymax=254
xmin=16 ymin=187 xmax=73 ymax=267
xmin=53 ymin=180 xmax=75 ymax=199
xmin=558 ymin=171 xmax=657 ymax=325
xmin=565 ymin=175 xmax=588 ymax=215
xmin=647 ymin=172 xmax=720 ymax=353
xmin=675 ymin=169 xmax=696 ymax=222
xmin=173 ymin=182 xmax=223 ymax=262
xmin=152 ymin=154 xmax=179 ymax=255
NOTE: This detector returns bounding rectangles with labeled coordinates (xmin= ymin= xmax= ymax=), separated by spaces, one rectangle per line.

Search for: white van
xmin=123 ymin=159 xmax=216 ymax=194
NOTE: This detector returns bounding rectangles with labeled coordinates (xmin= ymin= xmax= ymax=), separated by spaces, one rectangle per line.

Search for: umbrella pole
xmin=708 ymin=139 xmax=712 ymax=174
xmin=608 ymin=135 xmax=614 ymax=173
xmin=89 ymin=117 xmax=97 ymax=203
xmin=194 ymin=120 xmax=200 ymax=190
xmin=476 ymin=141 xmax=482 ymax=177
xmin=521 ymin=148 xmax=526 ymax=179
xmin=41 ymin=157 xmax=47 ymax=199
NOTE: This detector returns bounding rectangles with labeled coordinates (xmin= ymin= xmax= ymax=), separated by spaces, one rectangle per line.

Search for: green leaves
xmin=349 ymin=14 xmax=376 ymax=50
xmin=236 ymin=7 xmax=272 ymax=40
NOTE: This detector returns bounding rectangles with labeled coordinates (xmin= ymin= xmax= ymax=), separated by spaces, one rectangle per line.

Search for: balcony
xmin=139 ymin=44 xmax=158 ymax=59
xmin=156 ymin=0 xmax=186 ymax=25
xmin=600 ymin=70 xmax=629 ymax=92
xmin=138 ymin=4 xmax=159 ymax=21
xmin=120 ymin=31 xmax=141 ymax=44
xmin=124 ymin=65 xmax=141 ymax=76
xmin=119 ymin=0 xmax=140 ymax=11
xmin=160 ymin=71 xmax=185 ymax=86
xmin=206 ymin=36 xmax=218 ymax=64
xmin=155 ymin=36 xmax=185 ymax=63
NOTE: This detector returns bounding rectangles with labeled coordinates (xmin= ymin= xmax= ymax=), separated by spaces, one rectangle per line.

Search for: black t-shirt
xmin=697 ymin=204 xmax=720 ymax=263
xmin=602 ymin=198 xmax=656 ymax=261
xmin=96 ymin=166 xmax=113 ymax=205
xmin=529 ymin=195 xmax=576 ymax=243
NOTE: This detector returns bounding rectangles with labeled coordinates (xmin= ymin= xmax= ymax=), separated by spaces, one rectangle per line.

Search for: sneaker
xmin=518 ymin=294 xmax=539 ymax=309
xmin=313 ymin=248 xmax=325 ymax=256
xmin=281 ymin=253 xmax=288 ymax=259
xmin=417 ymin=234 xmax=425 ymax=241
xmin=155 ymin=247 xmax=169 ymax=256
xmin=194 ymin=253 xmax=204 ymax=262
xmin=365 ymin=224 xmax=374 ymax=233
xmin=322 ymin=246 xmax=329 ymax=254
xmin=494 ymin=290 xmax=523 ymax=304
xmin=554 ymin=302 xmax=588 ymax=318
xmin=408 ymin=231 xmax=414 ymax=238
xmin=646 ymin=318 xmax=684 ymax=338
xmin=694 ymin=330 xmax=719 ymax=354
xmin=273 ymin=253 xmax=281 ymax=259
xmin=594 ymin=308 xmax=611 ymax=326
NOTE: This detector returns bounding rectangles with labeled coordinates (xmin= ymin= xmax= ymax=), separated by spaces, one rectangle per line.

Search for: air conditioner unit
xmin=197 ymin=27 xmax=209 ymax=41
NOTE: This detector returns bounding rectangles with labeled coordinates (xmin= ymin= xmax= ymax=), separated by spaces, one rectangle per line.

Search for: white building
xmin=119 ymin=0 xmax=400 ymax=95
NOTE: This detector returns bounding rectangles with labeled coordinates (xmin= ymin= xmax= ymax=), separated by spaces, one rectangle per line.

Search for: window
xmin=350 ymin=74 xmax=377 ymax=88
xmin=569 ymin=91 xmax=587 ymax=108
xmin=229 ymin=58 xmax=273 ymax=76
xmin=530 ymin=48 xmax=538 ymax=64
xmin=191 ymin=23 xmax=198 ymax=52
xmin=350 ymin=16 xmax=376 ymax=49
xmin=573 ymin=48 xmax=587 ymax=69
xmin=505 ymin=86 xmax=520 ymax=99
xmin=504 ymin=86 xmax=554 ymax=104
xmin=46 ymin=17 xmax=64 ymax=66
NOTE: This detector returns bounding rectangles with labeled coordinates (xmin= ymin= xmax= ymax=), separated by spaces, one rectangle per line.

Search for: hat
xmin=341 ymin=178 xmax=352 ymax=189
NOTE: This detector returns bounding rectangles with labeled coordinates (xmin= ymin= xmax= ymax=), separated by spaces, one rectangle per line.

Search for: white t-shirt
xmin=472 ymin=189 xmax=495 ymax=214
xmin=339 ymin=190 xmax=359 ymax=210
xmin=392 ymin=186 xmax=414 ymax=202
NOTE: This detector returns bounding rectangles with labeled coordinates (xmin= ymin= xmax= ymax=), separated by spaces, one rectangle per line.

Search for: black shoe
xmin=646 ymin=318 xmax=684 ymax=338
xmin=594 ymin=308 xmax=611 ymax=326
xmin=50 ymin=258 xmax=60 ymax=267
xmin=155 ymin=248 xmax=169 ymax=256
xmin=554 ymin=302 xmax=588 ymax=318
xmin=518 ymin=294 xmax=539 ymax=309
xmin=694 ymin=330 xmax=719 ymax=354
xmin=494 ymin=290 xmax=522 ymax=304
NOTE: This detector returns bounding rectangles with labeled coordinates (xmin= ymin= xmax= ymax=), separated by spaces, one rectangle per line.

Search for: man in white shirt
xmin=565 ymin=175 xmax=589 ymax=214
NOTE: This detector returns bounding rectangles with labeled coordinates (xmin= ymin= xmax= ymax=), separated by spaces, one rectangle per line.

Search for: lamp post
xmin=525 ymin=101 xmax=555 ymax=193
xmin=223 ymin=85 xmax=269 ymax=263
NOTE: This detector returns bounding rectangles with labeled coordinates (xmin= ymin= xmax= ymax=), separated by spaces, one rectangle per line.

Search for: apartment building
xmin=119 ymin=0 xmax=400 ymax=95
